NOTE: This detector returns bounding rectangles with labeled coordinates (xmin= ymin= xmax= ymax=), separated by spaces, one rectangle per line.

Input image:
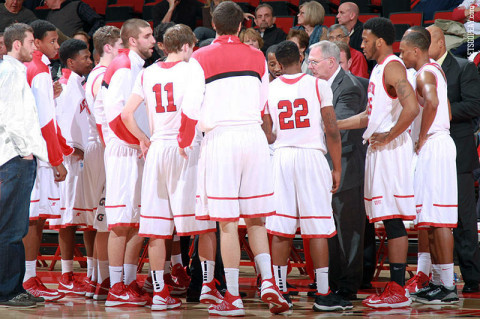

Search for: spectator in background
xmin=0 ymin=32 xmax=6 ymax=60
xmin=0 ymin=0 xmax=37 ymax=32
xmin=44 ymin=0 xmax=104 ymax=37
xmin=336 ymin=40 xmax=352 ymax=72
xmin=240 ymin=28 xmax=264 ymax=50
xmin=286 ymin=28 xmax=310 ymax=73
xmin=328 ymin=24 xmax=368 ymax=78
xmin=451 ymin=0 xmax=480 ymax=57
xmin=152 ymin=0 xmax=202 ymax=31
xmin=153 ymin=22 xmax=175 ymax=60
xmin=254 ymin=4 xmax=286 ymax=54
xmin=73 ymin=30 xmax=90 ymax=50
xmin=194 ymin=0 xmax=223 ymax=47
xmin=336 ymin=2 xmax=363 ymax=52
xmin=294 ymin=1 xmax=328 ymax=53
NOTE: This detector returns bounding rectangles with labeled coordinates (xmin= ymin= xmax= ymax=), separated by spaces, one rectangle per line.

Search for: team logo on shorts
xmin=97 ymin=214 xmax=104 ymax=221
xmin=99 ymin=198 xmax=105 ymax=207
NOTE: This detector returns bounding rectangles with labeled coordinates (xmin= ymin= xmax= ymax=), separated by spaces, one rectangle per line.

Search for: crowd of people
xmin=1 ymin=0 xmax=480 ymax=316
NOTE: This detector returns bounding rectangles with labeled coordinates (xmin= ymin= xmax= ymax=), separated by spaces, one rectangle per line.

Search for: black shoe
xmin=307 ymin=282 xmax=317 ymax=297
xmin=0 ymin=293 xmax=36 ymax=308
xmin=462 ymin=282 xmax=479 ymax=293
xmin=336 ymin=289 xmax=357 ymax=301
xmin=25 ymin=291 xmax=45 ymax=304
xmin=186 ymin=288 xmax=201 ymax=303
xmin=282 ymin=294 xmax=293 ymax=309
xmin=287 ymin=282 xmax=298 ymax=296
xmin=415 ymin=285 xmax=459 ymax=305
xmin=313 ymin=292 xmax=353 ymax=312
xmin=412 ymin=283 xmax=438 ymax=301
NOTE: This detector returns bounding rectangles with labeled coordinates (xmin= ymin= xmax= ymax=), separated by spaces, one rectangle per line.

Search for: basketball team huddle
xmin=13 ymin=0 xmax=459 ymax=316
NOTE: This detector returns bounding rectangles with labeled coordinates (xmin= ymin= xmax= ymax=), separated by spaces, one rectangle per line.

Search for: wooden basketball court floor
xmin=3 ymin=265 xmax=480 ymax=319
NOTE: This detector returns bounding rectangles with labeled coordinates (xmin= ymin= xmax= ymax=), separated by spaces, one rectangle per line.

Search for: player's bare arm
xmin=448 ymin=99 xmax=452 ymax=121
xmin=121 ymin=93 xmax=151 ymax=158
xmin=321 ymin=106 xmax=342 ymax=193
xmin=415 ymin=70 xmax=439 ymax=154
xmin=261 ymin=114 xmax=276 ymax=144
xmin=336 ymin=109 xmax=369 ymax=130
xmin=370 ymin=61 xmax=418 ymax=148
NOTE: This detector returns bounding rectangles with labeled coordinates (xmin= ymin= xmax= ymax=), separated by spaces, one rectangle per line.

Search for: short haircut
xmin=255 ymin=3 xmax=274 ymax=16
xmin=93 ymin=25 xmax=121 ymax=56
xmin=402 ymin=31 xmax=430 ymax=52
xmin=266 ymin=43 xmax=278 ymax=57
xmin=275 ymin=40 xmax=300 ymax=67
xmin=163 ymin=24 xmax=196 ymax=53
xmin=59 ymin=38 xmax=87 ymax=65
xmin=239 ymin=28 xmax=264 ymax=48
xmin=327 ymin=24 xmax=349 ymax=37
xmin=363 ymin=17 xmax=395 ymax=46
xmin=310 ymin=40 xmax=340 ymax=63
xmin=30 ymin=20 xmax=57 ymax=40
xmin=73 ymin=30 xmax=91 ymax=41
xmin=407 ymin=25 xmax=431 ymax=44
xmin=335 ymin=41 xmax=351 ymax=60
xmin=286 ymin=28 xmax=309 ymax=50
xmin=154 ymin=22 xmax=175 ymax=43
xmin=121 ymin=18 xmax=150 ymax=47
xmin=299 ymin=1 xmax=325 ymax=26
xmin=212 ymin=1 xmax=244 ymax=36
xmin=4 ymin=23 xmax=33 ymax=52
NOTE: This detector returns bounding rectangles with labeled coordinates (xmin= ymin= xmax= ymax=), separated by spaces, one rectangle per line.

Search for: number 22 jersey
xmin=267 ymin=73 xmax=333 ymax=153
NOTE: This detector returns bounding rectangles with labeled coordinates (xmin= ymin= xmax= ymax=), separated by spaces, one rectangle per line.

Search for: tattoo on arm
xmin=396 ymin=79 xmax=412 ymax=101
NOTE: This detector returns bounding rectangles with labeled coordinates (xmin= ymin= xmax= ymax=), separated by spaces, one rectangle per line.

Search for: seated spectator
xmin=240 ymin=28 xmax=264 ymax=50
xmin=452 ymin=0 xmax=480 ymax=35
xmin=286 ymin=28 xmax=310 ymax=73
xmin=328 ymin=24 xmax=368 ymax=78
xmin=412 ymin=0 xmax=463 ymax=21
xmin=72 ymin=30 xmax=90 ymax=50
xmin=0 ymin=32 xmax=5 ymax=60
xmin=294 ymin=1 xmax=328 ymax=53
xmin=194 ymin=0 xmax=222 ymax=47
xmin=336 ymin=2 xmax=363 ymax=52
xmin=266 ymin=44 xmax=282 ymax=82
xmin=0 ymin=0 xmax=37 ymax=32
xmin=44 ymin=0 xmax=104 ymax=37
xmin=254 ymin=4 xmax=286 ymax=54
xmin=152 ymin=0 xmax=202 ymax=31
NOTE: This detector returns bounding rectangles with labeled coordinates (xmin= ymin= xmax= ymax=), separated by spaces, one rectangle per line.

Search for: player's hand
xmin=53 ymin=163 xmax=67 ymax=182
xmin=178 ymin=146 xmax=192 ymax=160
xmin=22 ymin=154 xmax=34 ymax=160
xmin=369 ymin=132 xmax=390 ymax=150
xmin=53 ymin=81 xmax=63 ymax=99
xmin=331 ymin=169 xmax=341 ymax=193
xmin=415 ymin=136 xmax=427 ymax=154
xmin=139 ymin=139 xmax=151 ymax=159
xmin=243 ymin=13 xmax=254 ymax=20
xmin=72 ymin=147 xmax=84 ymax=161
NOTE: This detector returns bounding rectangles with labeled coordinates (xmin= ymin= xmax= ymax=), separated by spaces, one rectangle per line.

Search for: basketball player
xmin=23 ymin=20 xmax=69 ymax=301
xmin=337 ymin=17 xmax=419 ymax=308
xmin=399 ymin=30 xmax=459 ymax=304
xmin=178 ymin=2 xmax=289 ymax=316
xmin=102 ymin=18 xmax=155 ymax=307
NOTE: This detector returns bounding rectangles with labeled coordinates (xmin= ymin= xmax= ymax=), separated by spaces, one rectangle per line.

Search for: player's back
xmin=268 ymin=73 xmax=330 ymax=153
xmin=85 ymin=65 xmax=107 ymax=143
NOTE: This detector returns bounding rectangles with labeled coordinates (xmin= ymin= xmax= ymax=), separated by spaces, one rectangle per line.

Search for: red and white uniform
xmin=133 ymin=61 xmax=216 ymax=238
xmin=50 ymin=69 xmax=90 ymax=229
xmin=26 ymin=51 xmax=74 ymax=220
xmin=363 ymin=54 xmax=416 ymax=223
xmin=412 ymin=62 xmax=457 ymax=228
xmin=84 ymin=65 xmax=108 ymax=231
xmin=265 ymin=73 xmax=336 ymax=238
xmin=179 ymin=35 xmax=274 ymax=221
xmin=102 ymin=49 xmax=148 ymax=230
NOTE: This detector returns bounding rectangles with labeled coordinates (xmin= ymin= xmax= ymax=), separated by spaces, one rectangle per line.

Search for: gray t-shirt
xmin=0 ymin=5 xmax=37 ymax=32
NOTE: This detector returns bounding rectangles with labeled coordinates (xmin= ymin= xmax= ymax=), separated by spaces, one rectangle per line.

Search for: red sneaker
xmin=171 ymin=264 xmax=191 ymax=287
xmin=164 ymin=273 xmax=187 ymax=296
xmin=143 ymin=276 xmax=153 ymax=294
xmin=58 ymin=272 xmax=87 ymax=296
xmin=209 ymin=290 xmax=245 ymax=317
xmin=105 ymin=282 xmax=146 ymax=307
xmin=260 ymin=277 xmax=290 ymax=314
xmin=405 ymin=271 xmax=430 ymax=295
xmin=200 ymin=280 xmax=223 ymax=305
xmin=151 ymin=285 xmax=182 ymax=311
xmin=23 ymin=277 xmax=65 ymax=301
xmin=93 ymin=278 xmax=110 ymax=301
xmin=363 ymin=281 xmax=412 ymax=309
xmin=85 ymin=277 xmax=96 ymax=298
xmin=128 ymin=281 xmax=152 ymax=306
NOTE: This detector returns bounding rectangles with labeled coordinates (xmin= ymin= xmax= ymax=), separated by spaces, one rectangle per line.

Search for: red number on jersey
xmin=153 ymin=82 xmax=177 ymax=113
xmin=277 ymin=98 xmax=310 ymax=130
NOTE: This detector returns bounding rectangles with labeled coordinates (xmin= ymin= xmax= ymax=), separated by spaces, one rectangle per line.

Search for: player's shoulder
xmin=103 ymin=49 xmax=131 ymax=86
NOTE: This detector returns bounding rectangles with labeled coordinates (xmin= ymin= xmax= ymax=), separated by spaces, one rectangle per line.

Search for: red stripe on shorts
xmin=433 ymin=204 xmax=458 ymax=207
xmin=393 ymin=195 xmax=414 ymax=198
xmin=364 ymin=196 xmax=383 ymax=201
xmin=140 ymin=214 xmax=173 ymax=221
xmin=207 ymin=192 xmax=274 ymax=200
xmin=105 ymin=205 xmax=127 ymax=208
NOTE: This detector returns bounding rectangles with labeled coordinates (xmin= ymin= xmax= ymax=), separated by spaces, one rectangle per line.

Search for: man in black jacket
xmin=336 ymin=2 xmax=363 ymax=52
xmin=254 ymin=4 xmax=286 ymax=54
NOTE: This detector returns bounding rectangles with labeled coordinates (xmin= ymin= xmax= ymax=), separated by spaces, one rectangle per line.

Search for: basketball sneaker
xmin=164 ymin=273 xmax=187 ymax=296
xmin=171 ymin=264 xmax=191 ymax=287
xmin=105 ymin=282 xmax=146 ymax=307
xmin=128 ymin=281 xmax=152 ymax=306
xmin=200 ymin=280 xmax=223 ymax=305
xmin=208 ymin=290 xmax=245 ymax=317
xmin=93 ymin=278 xmax=110 ymax=300
xmin=363 ymin=281 xmax=411 ymax=309
xmin=405 ymin=271 xmax=430 ymax=295
xmin=260 ymin=277 xmax=290 ymax=314
xmin=23 ymin=277 xmax=64 ymax=301
xmin=85 ymin=277 xmax=96 ymax=298
xmin=58 ymin=272 xmax=87 ymax=296
xmin=415 ymin=284 xmax=459 ymax=305
xmin=313 ymin=291 xmax=353 ymax=311
xmin=151 ymin=285 xmax=182 ymax=311
xmin=142 ymin=276 xmax=153 ymax=294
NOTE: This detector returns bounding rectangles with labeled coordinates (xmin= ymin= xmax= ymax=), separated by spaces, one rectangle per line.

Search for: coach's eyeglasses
xmin=328 ymin=34 xmax=346 ymax=41
xmin=307 ymin=57 xmax=330 ymax=66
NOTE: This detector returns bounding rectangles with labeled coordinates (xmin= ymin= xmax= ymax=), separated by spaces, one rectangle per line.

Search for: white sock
xmin=431 ymin=264 xmax=442 ymax=285
xmin=61 ymin=259 xmax=73 ymax=274
xmin=435 ymin=263 xmax=454 ymax=288
xmin=315 ymin=267 xmax=329 ymax=294
xmin=109 ymin=266 xmax=123 ymax=287
xmin=171 ymin=254 xmax=183 ymax=267
xmin=24 ymin=260 xmax=37 ymax=282
xmin=98 ymin=260 xmax=109 ymax=283
xmin=123 ymin=264 xmax=137 ymax=285
xmin=151 ymin=270 xmax=165 ymax=292
xmin=164 ymin=261 xmax=171 ymax=274
xmin=417 ymin=252 xmax=432 ymax=276
xmin=201 ymin=260 xmax=215 ymax=283
xmin=91 ymin=258 xmax=98 ymax=282
xmin=273 ymin=265 xmax=288 ymax=293
xmin=87 ymin=257 xmax=93 ymax=279
xmin=225 ymin=268 xmax=239 ymax=296
xmin=254 ymin=253 xmax=273 ymax=280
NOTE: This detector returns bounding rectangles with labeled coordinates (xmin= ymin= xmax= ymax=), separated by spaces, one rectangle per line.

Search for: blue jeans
xmin=0 ymin=156 xmax=36 ymax=301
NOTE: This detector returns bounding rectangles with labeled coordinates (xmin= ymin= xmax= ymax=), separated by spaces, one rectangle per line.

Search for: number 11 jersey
xmin=267 ymin=73 xmax=333 ymax=153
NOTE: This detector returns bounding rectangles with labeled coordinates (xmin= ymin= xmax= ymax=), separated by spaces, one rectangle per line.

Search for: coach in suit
xmin=309 ymin=40 xmax=367 ymax=299
xmin=427 ymin=26 xmax=480 ymax=293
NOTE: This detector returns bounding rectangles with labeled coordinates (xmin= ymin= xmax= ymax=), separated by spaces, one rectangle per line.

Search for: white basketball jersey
xmin=410 ymin=62 xmax=450 ymax=142
xmin=132 ymin=61 xmax=202 ymax=143
xmin=267 ymin=73 xmax=333 ymax=153
xmin=85 ymin=65 xmax=106 ymax=143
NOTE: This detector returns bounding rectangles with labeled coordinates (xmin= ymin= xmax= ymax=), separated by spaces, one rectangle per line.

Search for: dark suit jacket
xmin=441 ymin=52 xmax=480 ymax=174
xmin=326 ymin=68 xmax=367 ymax=192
